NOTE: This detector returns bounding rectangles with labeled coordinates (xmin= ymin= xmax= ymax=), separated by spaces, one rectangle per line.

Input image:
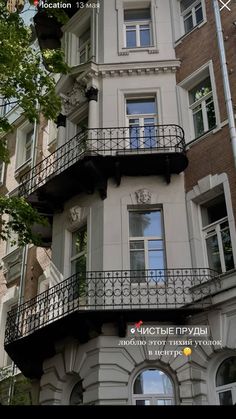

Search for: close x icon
xmin=218 ymin=0 xmax=231 ymax=11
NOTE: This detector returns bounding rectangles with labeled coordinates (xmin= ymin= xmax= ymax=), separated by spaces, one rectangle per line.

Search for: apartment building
xmin=1 ymin=0 xmax=236 ymax=405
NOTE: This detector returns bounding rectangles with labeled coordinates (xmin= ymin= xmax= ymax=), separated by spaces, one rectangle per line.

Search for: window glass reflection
xmin=134 ymin=369 xmax=174 ymax=395
xmin=216 ymin=357 xmax=236 ymax=386
xmin=129 ymin=211 xmax=162 ymax=237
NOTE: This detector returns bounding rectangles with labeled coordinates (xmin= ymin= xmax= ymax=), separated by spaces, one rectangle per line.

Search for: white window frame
xmin=116 ymin=0 xmax=159 ymax=56
xmin=70 ymin=224 xmax=87 ymax=276
xmin=124 ymin=11 xmax=152 ymax=49
xmin=177 ymin=61 xmax=220 ymax=144
xmin=202 ymin=215 xmax=233 ymax=273
xmin=63 ymin=7 xmax=93 ymax=67
xmin=78 ymin=28 xmax=91 ymax=64
xmin=0 ymin=285 xmax=19 ymax=368
xmin=215 ymin=357 xmax=236 ymax=405
xmin=186 ymin=173 xmax=236 ymax=271
xmin=172 ymin=0 xmax=206 ymax=43
xmin=129 ymin=209 xmax=166 ymax=272
xmin=181 ymin=0 xmax=204 ymax=34
xmin=4 ymin=188 xmax=20 ymax=256
xmin=5 ymin=225 xmax=18 ymax=255
xmin=0 ymin=161 xmax=5 ymax=185
xmin=47 ymin=120 xmax=57 ymax=151
xmin=25 ymin=128 xmax=33 ymax=161
xmin=15 ymin=121 xmax=34 ymax=174
xmin=189 ymin=77 xmax=216 ymax=139
xmin=126 ymin=97 xmax=157 ymax=124
xmin=0 ymin=98 xmax=17 ymax=117
xmin=125 ymin=96 xmax=158 ymax=149
xmin=133 ymin=394 xmax=174 ymax=405
xmin=216 ymin=382 xmax=236 ymax=405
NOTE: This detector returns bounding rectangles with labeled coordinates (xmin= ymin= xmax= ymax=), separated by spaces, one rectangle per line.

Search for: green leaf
xmin=0 ymin=196 xmax=49 ymax=246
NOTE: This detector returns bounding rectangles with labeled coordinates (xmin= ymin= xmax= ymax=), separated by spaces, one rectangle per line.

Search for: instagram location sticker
xmin=130 ymin=320 xmax=143 ymax=334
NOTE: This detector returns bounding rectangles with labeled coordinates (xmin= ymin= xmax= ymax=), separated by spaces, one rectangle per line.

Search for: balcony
xmin=19 ymin=125 xmax=188 ymax=214
xmin=4 ymin=268 xmax=219 ymax=378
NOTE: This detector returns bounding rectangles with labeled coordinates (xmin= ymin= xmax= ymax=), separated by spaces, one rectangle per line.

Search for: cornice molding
xmin=56 ymin=59 xmax=180 ymax=98
xmin=67 ymin=60 xmax=180 ymax=81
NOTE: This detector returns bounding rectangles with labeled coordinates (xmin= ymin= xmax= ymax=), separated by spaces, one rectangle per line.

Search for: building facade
xmin=1 ymin=0 xmax=236 ymax=405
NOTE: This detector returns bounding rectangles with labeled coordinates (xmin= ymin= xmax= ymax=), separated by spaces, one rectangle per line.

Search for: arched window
xmin=69 ymin=381 xmax=83 ymax=405
xmin=216 ymin=357 xmax=236 ymax=405
xmin=133 ymin=369 xmax=175 ymax=405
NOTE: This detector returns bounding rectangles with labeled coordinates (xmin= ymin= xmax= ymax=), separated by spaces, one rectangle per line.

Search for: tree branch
xmin=0 ymin=100 xmax=20 ymax=107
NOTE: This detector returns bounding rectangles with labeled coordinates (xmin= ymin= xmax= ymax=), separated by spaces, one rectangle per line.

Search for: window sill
xmin=47 ymin=138 xmax=57 ymax=153
xmin=219 ymin=268 xmax=236 ymax=279
xmin=175 ymin=20 xmax=207 ymax=47
xmin=119 ymin=46 xmax=159 ymax=56
xmin=186 ymin=126 xmax=219 ymax=149
xmin=2 ymin=247 xmax=23 ymax=283
xmin=14 ymin=159 xmax=32 ymax=179
xmin=3 ymin=246 xmax=20 ymax=260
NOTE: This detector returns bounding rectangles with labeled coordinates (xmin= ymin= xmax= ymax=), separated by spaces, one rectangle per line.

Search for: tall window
xmin=133 ymin=369 xmax=175 ymax=405
xmin=201 ymin=195 xmax=234 ymax=273
xmin=25 ymin=129 xmax=33 ymax=161
xmin=129 ymin=210 xmax=165 ymax=272
xmin=189 ymin=76 xmax=216 ymax=138
xmin=79 ymin=28 xmax=90 ymax=64
xmin=181 ymin=0 xmax=203 ymax=34
xmin=124 ymin=8 xmax=152 ymax=48
xmin=216 ymin=357 xmax=236 ymax=405
xmin=0 ymin=160 xmax=4 ymax=184
xmin=16 ymin=123 xmax=34 ymax=170
xmin=126 ymin=98 xmax=157 ymax=148
xmin=70 ymin=225 xmax=87 ymax=275
xmin=6 ymin=216 xmax=18 ymax=254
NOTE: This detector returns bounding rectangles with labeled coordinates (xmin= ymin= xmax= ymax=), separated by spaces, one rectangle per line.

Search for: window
xmin=124 ymin=8 xmax=152 ymax=48
xmin=133 ymin=369 xmax=175 ymax=405
xmin=25 ymin=129 xmax=33 ymax=161
xmin=0 ymin=160 xmax=5 ymax=185
xmin=69 ymin=381 xmax=83 ymax=405
xmin=126 ymin=98 xmax=157 ymax=148
xmin=1 ymin=98 xmax=17 ymax=116
xmin=15 ymin=123 xmax=34 ymax=170
xmin=216 ymin=357 xmax=236 ymax=405
xmin=47 ymin=120 xmax=57 ymax=150
xmin=5 ymin=220 xmax=18 ymax=255
xmin=76 ymin=117 xmax=88 ymax=134
xmin=181 ymin=0 xmax=203 ymax=34
xmin=129 ymin=210 xmax=165 ymax=274
xmin=201 ymin=195 xmax=234 ymax=273
xmin=189 ymin=76 xmax=216 ymax=138
xmin=78 ymin=28 xmax=91 ymax=64
xmin=70 ymin=225 xmax=87 ymax=275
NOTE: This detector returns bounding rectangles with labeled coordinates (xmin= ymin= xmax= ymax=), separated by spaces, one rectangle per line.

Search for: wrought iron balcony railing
xmin=5 ymin=268 xmax=220 ymax=345
xmin=19 ymin=125 xmax=186 ymax=198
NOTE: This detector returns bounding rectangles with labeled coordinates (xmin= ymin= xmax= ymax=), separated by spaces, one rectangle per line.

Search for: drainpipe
xmin=212 ymin=0 xmax=236 ymax=167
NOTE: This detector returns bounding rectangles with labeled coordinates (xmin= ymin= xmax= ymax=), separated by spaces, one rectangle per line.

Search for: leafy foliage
xmin=0 ymin=196 xmax=49 ymax=246
xmin=0 ymin=0 xmax=70 ymax=246
xmin=0 ymin=0 xmax=69 ymax=157
xmin=0 ymin=370 xmax=32 ymax=405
